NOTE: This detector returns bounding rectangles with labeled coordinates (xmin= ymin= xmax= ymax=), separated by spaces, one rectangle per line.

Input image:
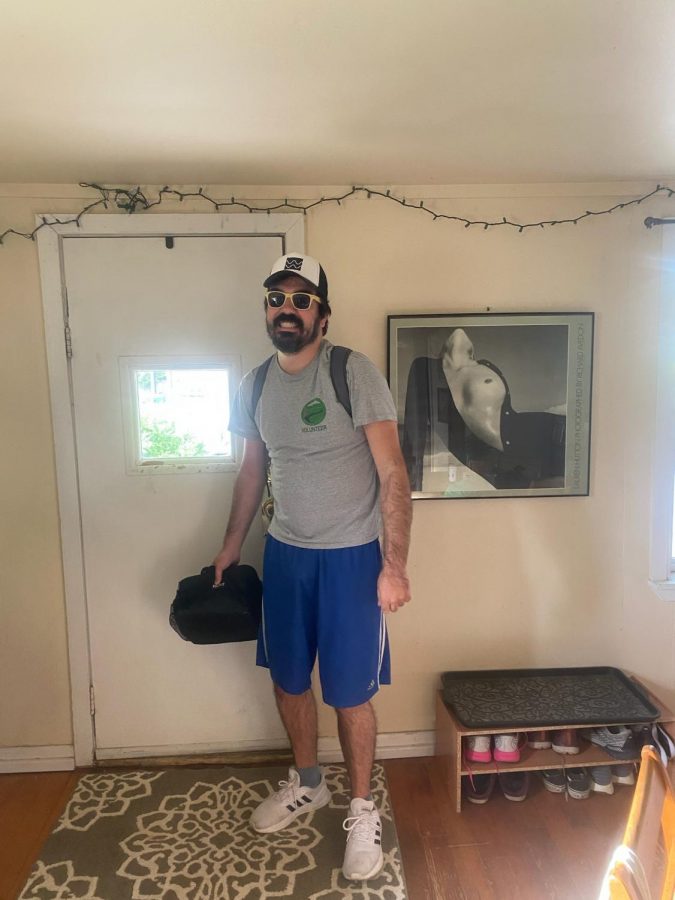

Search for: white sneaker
xmin=250 ymin=768 xmax=330 ymax=833
xmin=493 ymin=733 xmax=520 ymax=762
xmin=464 ymin=734 xmax=492 ymax=762
xmin=342 ymin=798 xmax=384 ymax=881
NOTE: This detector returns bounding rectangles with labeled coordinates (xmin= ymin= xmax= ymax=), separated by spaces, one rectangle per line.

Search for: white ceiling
xmin=1 ymin=0 xmax=674 ymax=185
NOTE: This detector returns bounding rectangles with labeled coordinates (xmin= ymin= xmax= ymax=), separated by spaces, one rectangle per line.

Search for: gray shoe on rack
xmin=589 ymin=765 xmax=614 ymax=795
xmin=586 ymin=726 xmax=638 ymax=760
xmin=612 ymin=763 xmax=636 ymax=785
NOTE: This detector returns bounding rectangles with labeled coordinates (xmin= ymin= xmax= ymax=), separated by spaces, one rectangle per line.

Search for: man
xmin=213 ymin=252 xmax=412 ymax=881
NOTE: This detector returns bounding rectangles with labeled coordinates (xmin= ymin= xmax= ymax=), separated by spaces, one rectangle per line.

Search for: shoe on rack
xmin=498 ymin=771 xmax=530 ymax=801
xmin=540 ymin=770 xmax=566 ymax=793
xmin=631 ymin=723 xmax=675 ymax=765
xmin=462 ymin=773 xmax=496 ymax=805
xmin=565 ymin=768 xmax=591 ymax=800
xmin=586 ymin=726 xmax=638 ymax=760
xmin=552 ymin=728 xmax=581 ymax=755
xmin=493 ymin=733 xmax=520 ymax=762
xmin=250 ymin=768 xmax=330 ymax=833
xmin=589 ymin=765 xmax=614 ymax=795
xmin=655 ymin=725 xmax=675 ymax=762
xmin=528 ymin=729 xmax=552 ymax=749
xmin=342 ymin=798 xmax=384 ymax=881
xmin=612 ymin=764 xmax=636 ymax=786
xmin=464 ymin=735 xmax=492 ymax=763
xmin=631 ymin=724 xmax=652 ymax=750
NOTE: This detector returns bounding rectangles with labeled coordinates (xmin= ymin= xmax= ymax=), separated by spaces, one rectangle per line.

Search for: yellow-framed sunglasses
xmin=265 ymin=289 xmax=322 ymax=311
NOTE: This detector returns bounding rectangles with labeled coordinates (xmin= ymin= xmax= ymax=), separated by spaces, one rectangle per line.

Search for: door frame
xmin=37 ymin=212 xmax=305 ymax=765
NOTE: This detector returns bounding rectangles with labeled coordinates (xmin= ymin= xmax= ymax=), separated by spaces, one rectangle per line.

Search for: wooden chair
xmin=599 ymin=745 xmax=675 ymax=900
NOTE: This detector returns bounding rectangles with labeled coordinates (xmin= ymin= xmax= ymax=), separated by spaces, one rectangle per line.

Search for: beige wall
xmin=1 ymin=182 xmax=673 ymax=750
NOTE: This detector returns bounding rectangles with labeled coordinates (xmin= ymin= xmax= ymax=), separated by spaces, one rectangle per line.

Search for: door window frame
xmin=37 ymin=213 xmax=304 ymax=765
xmin=120 ymin=354 xmax=240 ymax=474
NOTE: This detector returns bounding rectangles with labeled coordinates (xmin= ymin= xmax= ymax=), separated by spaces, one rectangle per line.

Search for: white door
xmin=62 ymin=232 xmax=287 ymax=759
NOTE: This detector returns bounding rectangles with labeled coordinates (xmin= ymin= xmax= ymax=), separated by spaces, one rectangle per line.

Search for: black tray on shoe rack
xmin=440 ymin=666 xmax=660 ymax=729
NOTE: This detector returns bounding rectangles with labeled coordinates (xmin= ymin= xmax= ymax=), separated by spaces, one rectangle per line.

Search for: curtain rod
xmin=644 ymin=217 xmax=675 ymax=228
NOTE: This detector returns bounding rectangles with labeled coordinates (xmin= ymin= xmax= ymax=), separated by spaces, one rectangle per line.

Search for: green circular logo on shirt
xmin=301 ymin=398 xmax=326 ymax=426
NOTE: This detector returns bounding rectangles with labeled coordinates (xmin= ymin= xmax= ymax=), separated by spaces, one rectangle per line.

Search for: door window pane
xmin=135 ymin=368 xmax=231 ymax=460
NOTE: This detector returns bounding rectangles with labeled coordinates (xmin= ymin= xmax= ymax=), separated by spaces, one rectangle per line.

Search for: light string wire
xmin=1 ymin=181 xmax=673 ymax=246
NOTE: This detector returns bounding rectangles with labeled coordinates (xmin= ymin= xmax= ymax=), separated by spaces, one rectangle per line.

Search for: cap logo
xmin=284 ymin=257 xmax=303 ymax=271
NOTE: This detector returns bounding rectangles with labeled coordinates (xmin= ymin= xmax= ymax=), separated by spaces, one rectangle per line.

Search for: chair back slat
xmin=599 ymin=744 xmax=675 ymax=900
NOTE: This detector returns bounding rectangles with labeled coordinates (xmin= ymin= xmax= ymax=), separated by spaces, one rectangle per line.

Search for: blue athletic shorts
xmin=256 ymin=535 xmax=391 ymax=708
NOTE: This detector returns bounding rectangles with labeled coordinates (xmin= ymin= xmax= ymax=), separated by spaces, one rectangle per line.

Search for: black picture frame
xmin=388 ymin=312 xmax=594 ymax=499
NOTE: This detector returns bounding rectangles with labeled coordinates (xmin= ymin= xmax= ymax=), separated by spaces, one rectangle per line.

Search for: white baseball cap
xmin=263 ymin=253 xmax=328 ymax=300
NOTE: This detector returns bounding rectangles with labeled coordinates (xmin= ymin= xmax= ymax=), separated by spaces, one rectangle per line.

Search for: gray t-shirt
xmin=229 ymin=340 xmax=397 ymax=549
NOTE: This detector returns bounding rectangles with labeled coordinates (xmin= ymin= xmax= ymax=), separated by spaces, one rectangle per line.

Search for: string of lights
xmin=1 ymin=181 xmax=673 ymax=246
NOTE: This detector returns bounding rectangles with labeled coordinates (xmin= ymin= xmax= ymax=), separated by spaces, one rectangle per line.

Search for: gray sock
xmin=297 ymin=765 xmax=322 ymax=789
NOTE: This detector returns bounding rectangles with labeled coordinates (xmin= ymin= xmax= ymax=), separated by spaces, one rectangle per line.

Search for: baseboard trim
xmin=95 ymin=737 xmax=292 ymax=761
xmin=96 ymin=730 xmax=435 ymax=767
xmin=0 ymin=731 xmax=434 ymax=772
xmin=0 ymin=745 xmax=75 ymax=773
xmin=319 ymin=730 xmax=435 ymax=763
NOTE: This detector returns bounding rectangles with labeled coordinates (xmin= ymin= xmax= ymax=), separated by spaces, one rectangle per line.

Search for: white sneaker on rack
xmin=342 ymin=798 xmax=384 ymax=880
xmin=464 ymin=734 xmax=492 ymax=762
xmin=493 ymin=733 xmax=520 ymax=762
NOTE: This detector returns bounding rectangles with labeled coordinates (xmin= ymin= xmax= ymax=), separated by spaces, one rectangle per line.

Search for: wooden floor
xmin=385 ymin=757 xmax=632 ymax=899
xmin=0 ymin=769 xmax=80 ymax=900
xmin=0 ymin=757 xmax=632 ymax=900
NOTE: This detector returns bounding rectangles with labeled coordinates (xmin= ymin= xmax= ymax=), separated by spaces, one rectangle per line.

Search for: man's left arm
xmin=363 ymin=420 xmax=413 ymax=613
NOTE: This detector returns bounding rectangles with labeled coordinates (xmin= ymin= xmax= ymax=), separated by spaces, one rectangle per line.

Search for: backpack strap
xmin=330 ymin=345 xmax=353 ymax=417
xmin=252 ymin=347 xmax=353 ymax=418
xmin=251 ymin=354 xmax=275 ymax=417
xmin=250 ymin=356 xmax=274 ymax=525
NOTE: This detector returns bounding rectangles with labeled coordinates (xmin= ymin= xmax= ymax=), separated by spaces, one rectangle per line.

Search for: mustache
xmin=273 ymin=313 xmax=303 ymax=328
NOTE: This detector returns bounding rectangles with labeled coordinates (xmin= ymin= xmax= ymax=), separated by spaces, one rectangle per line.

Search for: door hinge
xmin=64 ymin=323 xmax=73 ymax=359
xmin=89 ymin=684 xmax=96 ymax=717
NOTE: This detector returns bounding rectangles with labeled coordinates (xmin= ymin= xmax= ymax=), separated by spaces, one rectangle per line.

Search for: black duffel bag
xmin=169 ymin=564 xmax=262 ymax=644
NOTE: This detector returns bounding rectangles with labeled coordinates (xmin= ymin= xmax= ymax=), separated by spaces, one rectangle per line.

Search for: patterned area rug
xmin=20 ymin=762 xmax=407 ymax=899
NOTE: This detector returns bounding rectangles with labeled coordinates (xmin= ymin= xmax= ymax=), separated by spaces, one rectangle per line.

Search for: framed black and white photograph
xmin=388 ymin=312 xmax=594 ymax=499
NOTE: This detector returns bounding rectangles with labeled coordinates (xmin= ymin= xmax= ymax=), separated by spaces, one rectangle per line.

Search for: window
xmin=120 ymin=356 xmax=239 ymax=474
xmin=649 ymin=229 xmax=675 ymax=598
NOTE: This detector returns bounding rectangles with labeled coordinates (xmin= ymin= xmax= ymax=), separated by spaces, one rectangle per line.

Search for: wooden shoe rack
xmin=435 ymin=684 xmax=674 ymax=812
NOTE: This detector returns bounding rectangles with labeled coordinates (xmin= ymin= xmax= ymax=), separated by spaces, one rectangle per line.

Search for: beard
xmin=266 ymin=310 xmax=322 ymax=353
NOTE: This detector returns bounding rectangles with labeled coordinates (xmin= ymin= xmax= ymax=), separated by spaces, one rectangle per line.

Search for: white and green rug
xmin=20 ymin=763 xmax=407 ymax=899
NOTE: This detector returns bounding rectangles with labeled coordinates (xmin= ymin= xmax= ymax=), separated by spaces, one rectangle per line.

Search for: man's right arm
xmin=213 ymin=437 xmax=267 ymax=585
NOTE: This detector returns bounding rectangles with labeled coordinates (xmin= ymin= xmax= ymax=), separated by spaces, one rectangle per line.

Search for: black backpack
xmin=251 ymin=345 xmax=353 ymax=417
